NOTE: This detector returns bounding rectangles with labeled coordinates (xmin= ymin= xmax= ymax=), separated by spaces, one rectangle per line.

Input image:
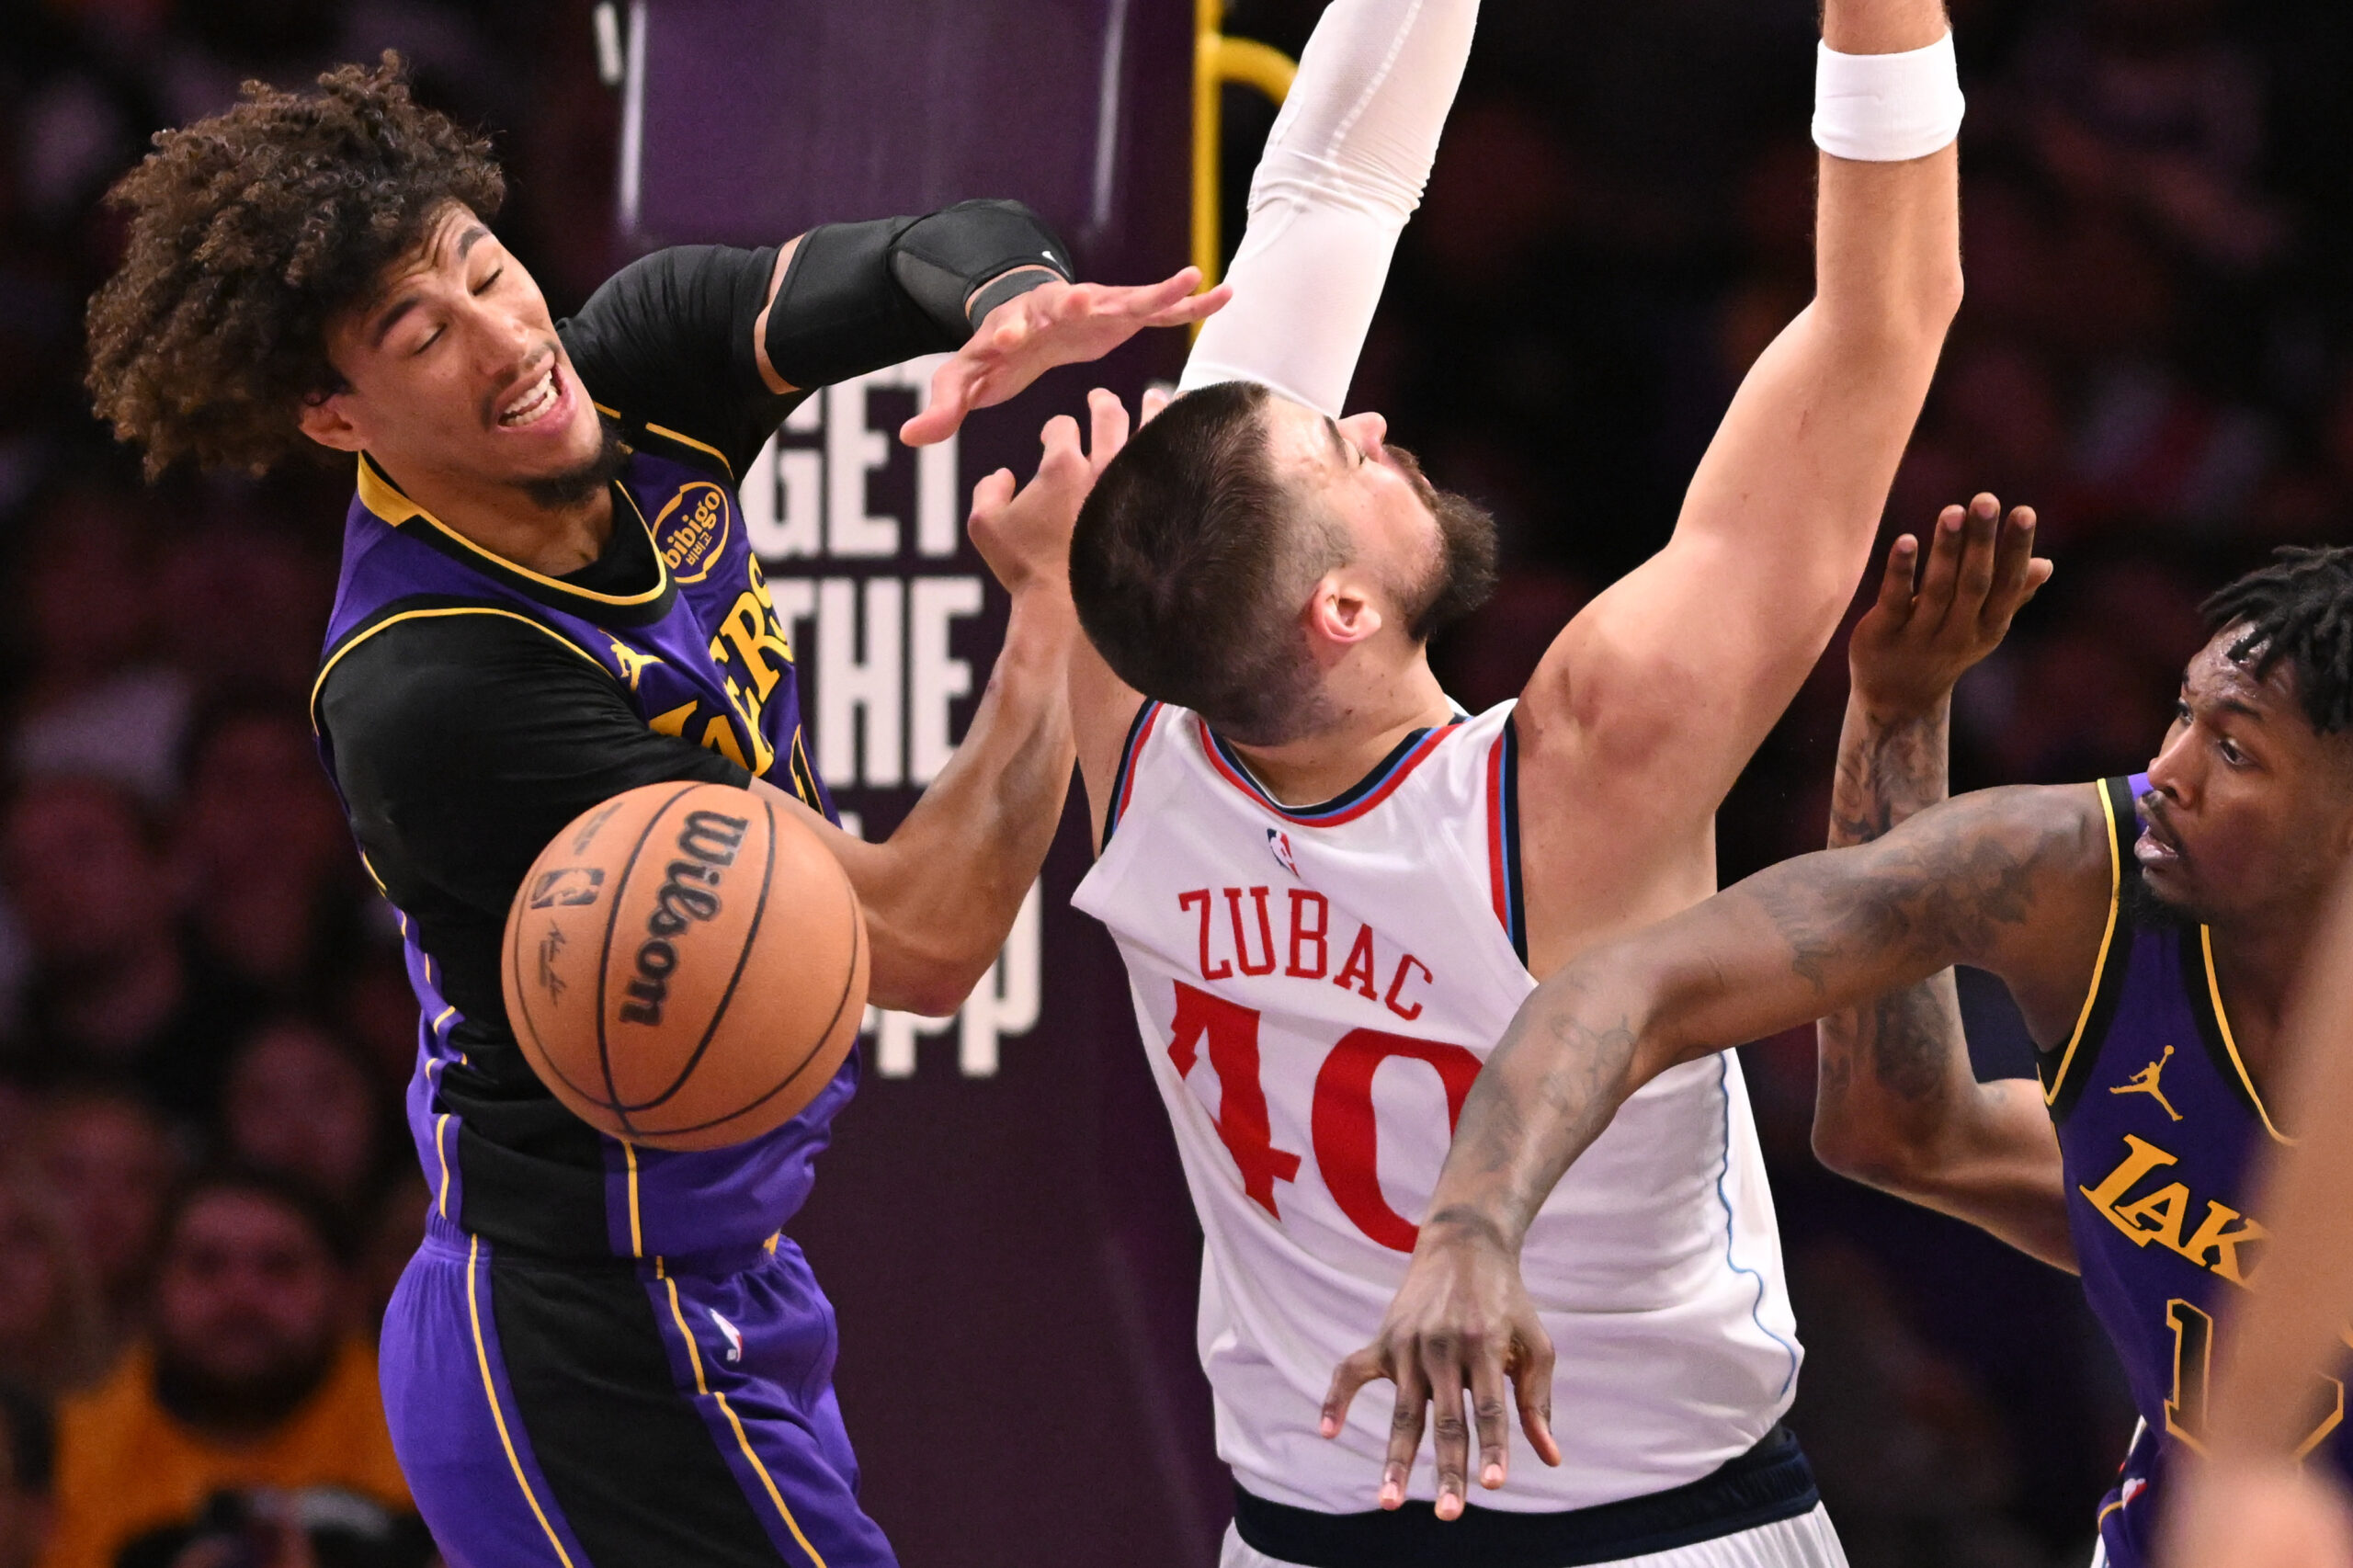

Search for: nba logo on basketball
xmin=1266 ymin=828 xmax=1299 ymax=878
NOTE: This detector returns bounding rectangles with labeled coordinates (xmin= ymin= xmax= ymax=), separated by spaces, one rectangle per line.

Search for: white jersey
xmin=1073 ymin=699 xmax=1801 ymax=1516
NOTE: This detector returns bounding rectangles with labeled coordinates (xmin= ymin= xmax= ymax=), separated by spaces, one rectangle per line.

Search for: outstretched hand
xmin=1322 ymin=1219 xmax=1561 ymax=1521
xmin=1849 ymin=493 xmax=2051 ymax=717
xmin=962 ymin=386 xmax=1161 ymax=596
xmin=901 ymin=271 xmax=1229 ymax=446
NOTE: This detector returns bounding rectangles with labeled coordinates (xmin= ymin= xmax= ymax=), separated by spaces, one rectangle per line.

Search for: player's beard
xmin=1388 ymin=444 xmax=1499 ymax=642
xmin=516 ymin=416 xmax=631 ymax=512
xmin=2121 ymin=861 xmax=2198 ymax=930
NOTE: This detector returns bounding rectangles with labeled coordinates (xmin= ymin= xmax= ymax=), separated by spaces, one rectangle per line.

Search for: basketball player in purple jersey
xmin=1351 ymin=537 xmax=2353 ymax=1565
xmin=82 ymin=59 xmax=1221 ymax=1568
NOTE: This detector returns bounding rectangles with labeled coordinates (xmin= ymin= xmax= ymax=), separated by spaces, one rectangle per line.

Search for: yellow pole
xmin=1193 ymin=0 xmax=1224 ymax=288
xmin=1192 ymin=4 xmax=1298 ymax=293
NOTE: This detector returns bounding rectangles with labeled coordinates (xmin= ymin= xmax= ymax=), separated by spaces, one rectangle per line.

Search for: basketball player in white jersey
xmin=983 ymin=0 xmax=1961 ymax=1560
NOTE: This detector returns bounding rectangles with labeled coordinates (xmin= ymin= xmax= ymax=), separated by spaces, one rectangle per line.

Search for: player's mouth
xmin=492 ymin=360 xmax=569 ymax=433
xmin=2134 ymin=812 xmax=2185 ymax=873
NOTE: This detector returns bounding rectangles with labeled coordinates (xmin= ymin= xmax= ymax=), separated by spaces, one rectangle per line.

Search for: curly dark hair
xmin=85 ymin=53 xmax=505 ymax=478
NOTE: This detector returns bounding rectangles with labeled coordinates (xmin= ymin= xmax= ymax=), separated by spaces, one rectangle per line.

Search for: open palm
xmin=900 ymin=268 xmax=1229 ymax=446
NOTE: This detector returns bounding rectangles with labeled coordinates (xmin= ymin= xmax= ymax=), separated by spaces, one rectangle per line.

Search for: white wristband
xmin=1812 ymin=31 xmax=1965 ymax=163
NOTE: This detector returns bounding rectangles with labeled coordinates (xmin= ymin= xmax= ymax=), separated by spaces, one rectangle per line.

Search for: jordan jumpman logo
xmin=2110 ymin=1044 xmax=2184 ymax=1122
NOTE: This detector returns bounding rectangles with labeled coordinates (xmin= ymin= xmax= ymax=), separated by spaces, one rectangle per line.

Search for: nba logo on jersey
xmin=1266 ymin=828 xmax=1299 ymax=878
xmin=710 ymin=1308 xmax=745 ymax=1365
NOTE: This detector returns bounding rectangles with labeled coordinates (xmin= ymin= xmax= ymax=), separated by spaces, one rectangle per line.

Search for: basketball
xmin=500 ymin=781 xmax=868 ymax=1151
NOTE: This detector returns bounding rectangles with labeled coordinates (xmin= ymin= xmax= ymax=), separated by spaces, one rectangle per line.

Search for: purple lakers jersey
xmin=313 ymin=439 xmax=857 ymax=1263
xmin=2040 ymin=775 xmax=2347 ymax=1566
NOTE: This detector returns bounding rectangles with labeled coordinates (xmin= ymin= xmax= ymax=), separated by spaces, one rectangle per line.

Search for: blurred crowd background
xmin=0 ymin=0 xmax=2347 ymax=1564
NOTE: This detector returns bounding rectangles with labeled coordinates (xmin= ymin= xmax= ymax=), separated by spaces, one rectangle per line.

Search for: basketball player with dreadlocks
xmin=1356 ymin=543 xmax=2353 ymax=1567
xmin=82 ymin=56 xmax=1219 ymax=1568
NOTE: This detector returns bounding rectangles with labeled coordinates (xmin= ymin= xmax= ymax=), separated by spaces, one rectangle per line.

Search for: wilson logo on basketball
xmin=504 ymin=780 xmax=869 ymax=1151
xmin=620 ymin=811 xmax=748 ymax=1026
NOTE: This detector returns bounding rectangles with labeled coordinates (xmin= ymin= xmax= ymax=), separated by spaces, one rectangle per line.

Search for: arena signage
xmin=740 ymin=355 xmax=1041 ymax=1078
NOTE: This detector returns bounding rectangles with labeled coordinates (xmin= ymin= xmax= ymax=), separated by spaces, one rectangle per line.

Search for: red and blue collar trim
xmin=1195 ymin=711 xmax=1463 ymax=827
xmin=1100 ymin=699 xmax=1165 ymax=846
xmin=1486 ymin=714 xmax=1529 ymax=964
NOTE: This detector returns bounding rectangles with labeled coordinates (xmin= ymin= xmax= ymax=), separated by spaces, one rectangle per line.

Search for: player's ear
xmin=299 ymin=388 xmax=367 ymax=454
xmin=1304 ymin=571 xmax=1384 ymax=649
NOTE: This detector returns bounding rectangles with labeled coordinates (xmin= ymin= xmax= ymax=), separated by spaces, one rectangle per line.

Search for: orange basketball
xmin=501 ymin=781 xmax=868 ymax=1151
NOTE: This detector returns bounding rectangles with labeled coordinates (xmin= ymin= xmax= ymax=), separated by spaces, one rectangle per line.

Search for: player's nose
xmin=1339 ymin=411 xmax=1388 ymax=460
xmin=2145 ymin=726 xmax=2197 ymax=807
xmin=471 ymin=299 xmax=540 ymax=374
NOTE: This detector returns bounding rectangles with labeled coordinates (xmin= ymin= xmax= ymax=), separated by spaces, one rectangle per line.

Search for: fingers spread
xmin=1148 ymin=280 xmax=1233 ymax=326
xmin=1031 ymin=415 xmax=1090 ymax=494
xmin=1140 ymin=386 xmax=1174 ymax=425
xmin=1469 ymin=1346 xmax=1513 ymax=1493
xmin=1984 ymin=505 xmax=2043 ymax=626
xmin=1915 ymin=505 xmax=1967 ymax=626
xmin=1514 ymin=1331 xmax=1562 ymax=1468
xmin=1120 ymin=267 xmax=1202 ymax=316
xmin=1421 ymin=1336 xmax=1472 ymax=1521
xmin=904 ymin=358 xmax=981 ymax=446
xmin=1039 ymin=413 xmax=1080 ymax=458
xmin=1872 ymin=534 xmax=1920 ymax=624
xmin=1382 ymin=1361 xmax=1430 ymax=1511
xmin=1955 ymin=493 xmax=2000 ymax=608
xmin=1087 ymin=387 xmax=1131 ymax=474
xmin=1322 ymin=1346 xmax=1385 ymax=1439
xmin=966 ymin=467 xmax=1016 ymax=524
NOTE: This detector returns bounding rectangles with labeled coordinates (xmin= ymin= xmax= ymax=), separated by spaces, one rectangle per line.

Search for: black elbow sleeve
xmin=762 ymin=200 xmax=1072 ymax=391
xmin=889 ymin=199 xmax=1072 ymax=330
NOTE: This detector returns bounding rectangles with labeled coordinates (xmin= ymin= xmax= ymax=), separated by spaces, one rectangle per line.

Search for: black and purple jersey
xmin=311 ymin=211 xmax=1067 ymax=1568
xmin=2041 ymin=775 xmax=2347 ymax=1566
xmin=315 ymin=436 xmax=854 ymax=1263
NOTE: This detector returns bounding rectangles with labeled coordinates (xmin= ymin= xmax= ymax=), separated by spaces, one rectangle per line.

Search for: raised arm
xmin=1323 ymin=778 xmax=2112 ymax=1517
xmin=1074 ymin=0 xmax=1479 ymax=835
xmin=750 ymin=200 xmax=1222 ymax=448
xmin=728 ymin=210 xmax=1218 ymax=1013
xmin=561 ymin=202 xmax=1218 ymax=478
xmin=1812 ymin=496 xmax=2074 ymax=1269
xmin=1517 ymin=0 xmax=1963 ymax=873
xmin=750 ymin=411 xmax=1093 ymax=1017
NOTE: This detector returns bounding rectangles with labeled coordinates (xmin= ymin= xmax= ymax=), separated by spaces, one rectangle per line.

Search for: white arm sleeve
xmin=1176 ymin=0 xmax=1478 ymax=417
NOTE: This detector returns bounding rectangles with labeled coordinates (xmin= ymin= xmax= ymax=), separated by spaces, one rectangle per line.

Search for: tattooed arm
xmin=1812 ymin=496 xmax=2074 ymax=1269
xmin=1323 ymin=778 xmax=2115 ymax=1514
